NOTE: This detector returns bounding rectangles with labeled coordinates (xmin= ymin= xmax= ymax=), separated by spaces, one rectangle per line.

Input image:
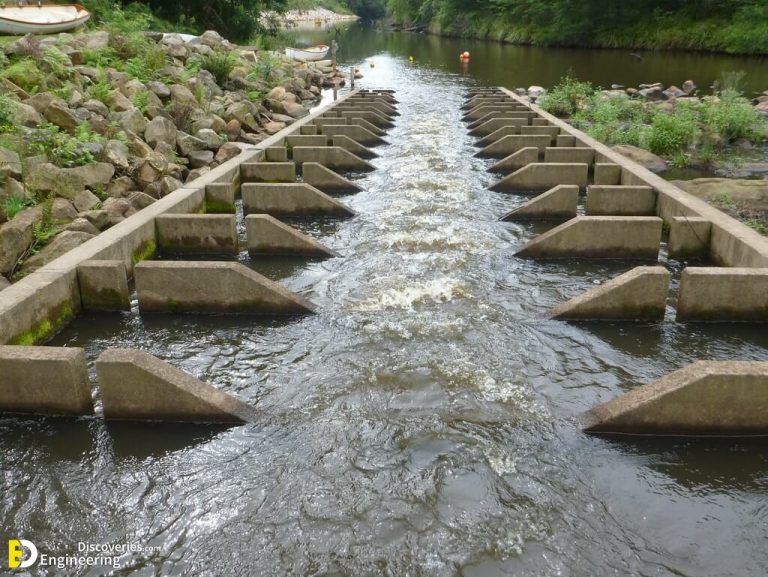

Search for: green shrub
xmin=124 ymin=43 xmax=168 ymax=82
xmin=700 ymin=95 xmax=764 ymax=144
xmin=1 ymin=58 xmax=44 ymax=94
xmin=199 ymin=51 xmax=238 ymax=86
xmin=0 ymin=95 xmax=15 ymax=132
xmin=28 ymin=123 xmax=100 ymax=168
xmin=1 ymin=196 xmax=34 ymax=220
xmin=81 ymin=47 xmax=122 ymax=69
xmin=647 ymin=105 xmax=698 ymax=156
xmin=89 ymin=69 xmax=114 ymax=103
xmin=538 ymin=74 xmax=595 ymax=116
xmin=132 ymin=89 xmax=150 ymax=113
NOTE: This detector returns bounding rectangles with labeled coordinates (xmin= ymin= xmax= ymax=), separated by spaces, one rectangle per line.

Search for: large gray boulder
xmin=144 ymin=116 xmax=178 ymax=148
xmin=21 ymin=231 xmax=95 ymax=274
xmin=0 ymin=206 xmax=41 ymax=274
xmin=670 ymin=178 xmax=768 ymax=210
xmin=68 ymin=162 xmax=115 ymax=188
xmin=44 ymin=101 xmax=80 ymax=132
xmin=0 ymin=147 xmax=22 ymax=180
xmin=611 ymin=144 xmax=668 ymax=173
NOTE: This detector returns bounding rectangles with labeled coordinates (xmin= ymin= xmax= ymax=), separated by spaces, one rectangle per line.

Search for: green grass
xmin=1 ymin=196 xmax=34 ymax=220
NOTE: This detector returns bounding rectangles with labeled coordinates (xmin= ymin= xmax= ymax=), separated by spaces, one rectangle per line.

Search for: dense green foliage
xmin=383 ymin=0 xmax=768 ymax=54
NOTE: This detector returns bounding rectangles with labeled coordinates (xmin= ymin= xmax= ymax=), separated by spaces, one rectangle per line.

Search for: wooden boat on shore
xmin=0 ymin=4 xmax=91 ymax=35
xmin=284 ymin=44 xmax=329 ymax=62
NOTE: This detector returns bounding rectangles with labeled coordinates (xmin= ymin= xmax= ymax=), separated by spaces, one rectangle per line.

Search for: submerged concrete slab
xmin=302 ymin=162 xmax=363 ymax=194
xmin=135 ymin=260 xmax=316 ymax=314
xmin=156 ymin=214 xmax=238 ymax=254
xmin=676 ymin=267 xmax=768 ymax=321
xmin=550 ymin=266 xmax=669 ymax=321
xmin=240 ymin=162 xmax=296 ymax=183
xmin=205 ymin=182 xmax=236 ymax=213
xmin=491 ymin=163 xmax=588 ymax=192
xmin=476 ymin=135 xmax=552 ymax=158
xmin=582 ymin=361 xmax=768 ymax=436
xmin=500 ymin=185 xmax=579 ymax=221
xmin=0 ymin=345 xmax=93 ymax=416
xmin=516 ymin=216 xmax=663 ymax=259
xmin=468 ymin=117 xmax=528 ymax=137
xmin=246 ymin=214 xmax=337 ymax=258
xmin=593 ymin=163 xmax=622 ymax=185
xmin=242 ymin=182 xmax=355 ymax=217
xmin=292 ymin=146 xmax=374 ymax=172
xmin=489 ymin=147 xmax=539 ymax=174
xmin=544 ymin=147 xmax=596 ymax=164
xmin=668 ymin=216 xmax=711 ymax=259
xmin=96 ymin=348 xmax=258 ymax=423
xmin=585 ymin=185 xmax=656 ymax=216
xmin=77 ymin=260 xmax=130 ymax=311
xmin=332 ymin=135 xmax=378 ymax=159
xmin=319 ymin=124 xmax=388 ymax=146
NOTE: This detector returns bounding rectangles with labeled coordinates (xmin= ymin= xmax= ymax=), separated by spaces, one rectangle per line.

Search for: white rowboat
xmin=284 ymin=44 xmax=329 ymax=62
xmin=0 ymin=4 xmax=91 ymax=35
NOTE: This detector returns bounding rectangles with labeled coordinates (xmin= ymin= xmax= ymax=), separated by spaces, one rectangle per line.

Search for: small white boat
xmin=0 ymin=4 xmax=91 ymax=35
xmin=284 ymin=44 xmax=329 ymax=62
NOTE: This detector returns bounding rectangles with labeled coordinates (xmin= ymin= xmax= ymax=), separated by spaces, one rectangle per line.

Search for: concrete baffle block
xmin=490 ymin=163 xmax=589 ymax=192
xmin=337 ymin=110 xmax=394 ymax=129
xmin=676 ymin=267 xmax=768 ymax=321
xmin=332 ymin=135 xmax=378 ymax=159
xmin=0 ymin=345 xmax=93 ymax=416
xmin=585 ymin=185 xmax=656 ymax=216
xmin=302 ymin=162 xmax=363 ymax=194
xmin=520 ymin=125 xmax=560 ymax=142
xmin=531 ymin=118 xmax=552 ymax=127
xmin=582 ymin=360 xmax=768 ymax=436
xmin=544 ymin=147 xmax=596 ymax=165
xmin=463 ymin=105 xmax=531 ymax=122
xmin=516 ymin=216 xmax=663 ymax=259
xmin=467 ymin=111 xmax=535 ymax=130
xmin=314 ymin=117 xmax=349 ymax=127
xmin=476 ymin=134 xmax=552 ymax=158
xmin=500 ymin=185 xmax=579 ymax=221
xmin=265 ymin=147 xmax=288 ymax=162
xmin=489 ymin=147 xmax=539 ymax=175
xmin=475 ymin=126 xmax=522 ymax=147
xmin=135 ymin=260 xmax=316 ymax=315
xmin=668 ymin=216 xmax=711 ymax=259
xmin=468 ymin=117 xmax=528 ymax=137
xmin=77 ymin=260 xmax=130 ymax=311
xmin=593 ymin=163 xmax=622 ymax=185
xmin=299 ymin=124 xmax=318 ymax=135
xmin=240 ymin=162 xmax=296 ymax=183
xmin=242 ymin=183 xmax=355 ymax=217
xmin=285 ymin=135 xmax=328 ymax=148
xmin=205 ymin=182 xmax=236 ymax=213
xmin=346 ymin=116 xmax=387 ymax=137
xmin=556 ymin=135 xmax=576 ymax=147
xmin=96 ymin=348 xmax=258 ymax=423
xmin=318 ymin=124 xmax=388 ymax=146
xmin=550 ymin=266 xmax=670 ymax=321
xmin=246 ymin=214 xmax=338 ymax=258
xmin=155 ymin=214 xmax=238 ymax=254
xmin=292 ymin=146 xmax=375 ymax=172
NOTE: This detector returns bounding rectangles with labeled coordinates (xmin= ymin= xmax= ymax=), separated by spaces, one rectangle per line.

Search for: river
xmin=1 ymin=24 xmax=768 ymax=577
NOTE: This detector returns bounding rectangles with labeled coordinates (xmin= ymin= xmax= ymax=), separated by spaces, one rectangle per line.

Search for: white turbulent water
xmin=2 ymin=57 xmax=768 ymax=577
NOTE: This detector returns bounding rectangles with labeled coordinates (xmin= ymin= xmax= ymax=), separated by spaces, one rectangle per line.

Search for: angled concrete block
xmin=292 ymin=146 xmax=374 ymax=172
xmin=467 ymin=111 xmax=536 ymax=130
xmin=676 ymin=267 xmax=768 ymax=322
xmin=337 ymin=104 xmax=396 ymax=120
xmin=286 ymin=135 xmax=328 ymax=148
xmin=475 ymin=126 xmax=521 ymax=147
xmin=299 ymin=124 xmax=318 ymax=135
xmin=582 ymin=361 xmax=768 ymax=436
xmin=77 ymin=260 xmax=130 ymax=311
xmin=346 ymin=116 xmax=387 ymax=137
xmin=348 ymin=99 xmax=399 ymax=116
xmin=476 ymin=135 xmax=552 ymax=158
xmin=668 ymin=216 xmax=712 ymax=259
xmin=556 ymin=135 xmax=577 ymax=147
xmin=96 ymin=348 xmax=258 ymax=423
xmin=462 ymin=97 xmax=512 ymax=110
xmin=463 ymin=105 xmax=532 ymax=122
xmin=489 ymin=147 xmax=539 ymax=174
xmin=468 ymin=117 xmax=528 ymax=137
xmin=585 ymin=185 xmax=656 ymax=216
xmin=135 ymin=260 xmax=316 ymax=314
xmin=302 ymin=162 xmax=363 ymax=194
xmin=246 ymin=214 xmax=337 ymax=258
xmin=242 ymin=182 xmax=355 ymax=217
xmin=516 ymin=216 xmax=662 ymax=259
xmin=155 ymin=214 xmax=238 ymax=254
xmin=265 ymin=146 xmax=288 ymax=162
xmin=544 ymin=147 xmax=596 ymax=164
xmin=241 ymin=162 xmax=296 ymax=183
xmin=332 ymin=135 xmax=378 ymax=159
xmin=0 ymin=345 xmax=93 ymax=416
xmin=520 ymin=125 xmax=560 ymax=142
xmin=500 ymin=185 xmax=578 ymax=221
xmin=550 ymin=266 xmax=669 ymax=321
xmin=593 ymin=163 xmax=622 ymax=185
xmin=531 ymin=118 xmax=552 ymax=127
xmin=314 ymin=117 xmax=349 ymax=127
xmin=205 ymin=182 xmax=236 ymax=213
xmin=338 ymin=110 xmax=393 ymax=129
xmin=490 ymin=163 xmax=588 ymax=192
xmin=319 ymin=124 xmax=388 ymax=146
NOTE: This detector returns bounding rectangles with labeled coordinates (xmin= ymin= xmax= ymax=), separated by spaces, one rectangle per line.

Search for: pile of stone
xmin=0 ymin=28 xmax=338 ymax=286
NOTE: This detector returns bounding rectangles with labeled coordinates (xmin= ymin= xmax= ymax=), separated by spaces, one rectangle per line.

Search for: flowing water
xmin=2 ymin=28 xmax=768 ymax=577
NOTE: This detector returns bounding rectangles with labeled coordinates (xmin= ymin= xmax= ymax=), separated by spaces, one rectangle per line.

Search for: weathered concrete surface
xmin=337 ymin=110 xmax=394 ymax=129
xmin=520 ymin=125 xmax=560 ymax=142
xmin=265 ymin=146 xmax=288 ymax=162
xmin=475 ymin=126 xmax=521 ymax=147
xmin=246 ymin=214 xmax=337 ymax=258
xmin=476 ymin=135 xmax=551 ymax=158
xmin=77 ymin=260 xmax=130 ymax=311
xmin=468 ymin=117 xmax=528 ymax=137
xmin=491 ymin=163 xmax=588 ymax=192
xmin=302 ymin=162 xmax=363 ymax=194
xmin=531 ymin=118 xmax=552 ymax=127
xmin=242 ymin=183 xmax=355 ymax=217
xmin=336 ymin=104 xmax=396 ymax=120
xmin=550 ymin=266 xmax=669 ymax=321
xmin=314 ymin=117 xmax=349 ymax=127
xmin=318 ymin=124 xmax=388 ymax=146
xmin=467 ymin=111 xmax=536 ymax=130
xmin=677 ymin=267 xmax=768 ymax=321
xmin=96 ymin=348 xmax=258 ymax=423
xmin=585 ymin=185 xmax=656 ymax=216
xmin=240 ymin=162 xmax=296 ymax=183
xmin=156 ymin=214 xmax=238 ymax=254
xmin=205 ymin=182 xmax=236 ymax=213
xmin=489 ymin=147 xmax=539 ymax=174
xmin=556 ymin=135 xmax=577 ymax=147
xmin=544 ymin=147 xmax=596 ymax=164
xmin=285 ymin=134 xmax=328 ymax=148
xmin=332 ymin=135 xmax=378 ymax=159
xmin=135 ymin=261 xmax=316 ymax=314
xmin=299 ymin=124 xmax=318 ymax=135
xmin=516 ymin=216 xmax=663 ymax=259
xmin=0 ymin=345 xmax=93 ymax=415
xmin=582 ymin=361 xmax=768 ymax=436
xmin=500 ymin=185 xmax=579 ymax=221
xmin=292 ymin=146 xmax=375 ymax=172
xmin=593 ymin=163 xmax=622 ymax=185
xmin=668 ymin=216 xmax=712 ymax=259
xmin=463 ymin=105 xmax=532 ymax=122
xmin=345 ymin=116 xmax=387 ymax=137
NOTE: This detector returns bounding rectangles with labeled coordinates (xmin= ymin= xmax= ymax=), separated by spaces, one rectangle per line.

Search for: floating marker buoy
xmin=370 ymin=62 xmax=375 ymax=68
xmin=409 ymin=56 xmax=414 ymax=62
xmin=461 ymin=51 xmax=470 ymax=61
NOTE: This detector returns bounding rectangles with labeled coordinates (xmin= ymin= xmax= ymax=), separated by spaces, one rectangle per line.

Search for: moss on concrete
xmin=204 ymin=200 xmax=236 ymax=214
xmin=10 ymin=300 xmax=74 ymax=345
xmin=131 ymin=239 xmax=157 ymax=266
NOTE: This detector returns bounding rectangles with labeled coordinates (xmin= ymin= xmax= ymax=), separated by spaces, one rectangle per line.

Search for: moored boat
xmin=0 ymin=3 xmax=91 ymax=35
xmin=284 ymin=44 xmax=330 ymax=62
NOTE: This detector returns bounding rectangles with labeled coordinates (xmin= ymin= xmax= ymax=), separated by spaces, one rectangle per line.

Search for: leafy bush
xmin=647 ymin=104 xmax=698 ymax=156
xmin=1 ymin=196 xmax=34 ymax=220
xmin=81 ymin=47 xmax=123 ymax=69
xmin=700 ymin=95 xmax=764 ymax=144
xmin=125 ymin=43 xmax=168 ymax=83
xmin=0 ymin=95 xmax=15 ymax=132
xmin=89 ymin=69 xmax=114 ymax=103
xmin=1 ymin=58 xmax=44 ymax=94
xmin=199 ymin=51 xmax=238 ymax=86
xmin=28 ymin=123 xmax=102 ymax=168
xmin=538 ymin=74 xmax=595 ymax=116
